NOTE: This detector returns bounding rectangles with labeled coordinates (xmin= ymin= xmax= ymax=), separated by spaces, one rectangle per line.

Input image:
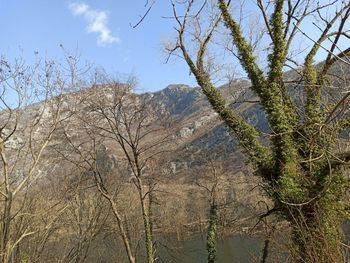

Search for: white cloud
xmin=68 ymin=2 xmax=119 ymax=46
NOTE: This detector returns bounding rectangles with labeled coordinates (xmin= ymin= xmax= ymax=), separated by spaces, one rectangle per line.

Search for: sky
xmin=0 ymin=1 xmax=348 ymax=93
xmin=0 ymin=0 xmax=197 ymax=92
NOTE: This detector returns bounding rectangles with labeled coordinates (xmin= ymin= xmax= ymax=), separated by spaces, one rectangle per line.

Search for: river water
xmin=138 ymin=234 xmax=262 ymax=263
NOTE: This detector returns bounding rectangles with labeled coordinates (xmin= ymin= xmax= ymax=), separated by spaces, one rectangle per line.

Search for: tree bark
xmin=206 ymin=204 xmax=218 ymax=263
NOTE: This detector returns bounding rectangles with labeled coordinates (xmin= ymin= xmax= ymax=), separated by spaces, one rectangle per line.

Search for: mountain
xmin=4 ymin=79 xmax=264 ymax=182
xmin=141 ymin=81 xmax=269 ymax=175
xmin=4 ymin=57 xmax=350 ymax=183
xmin=5 ymin=66 xmax=349 ymax=183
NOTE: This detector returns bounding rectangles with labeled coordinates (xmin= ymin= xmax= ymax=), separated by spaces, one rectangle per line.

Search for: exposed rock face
xmin=4 ymin=135 xmax=24 ymax=149
xmin=177 ymin=127 xmax=194 ymax=138
xmin=193 ymin=113 xmax=218 ymax=130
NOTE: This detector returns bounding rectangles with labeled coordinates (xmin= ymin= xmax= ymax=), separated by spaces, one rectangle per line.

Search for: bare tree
xmin=85 ymin=81 xmax=172 ymax=263
xmin=59 ymin=170 xmax=109 ymax=263
xmin=0 ymin=56 xmax=69 ymax=263
xmin=167 ymin=1 xmax=350 ymax=262
xmin=59 ymin=75 xmax=173 ymax=263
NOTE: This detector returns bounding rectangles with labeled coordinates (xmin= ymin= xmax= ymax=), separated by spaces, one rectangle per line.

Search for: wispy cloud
xmin=68 ymin=2 xmax=119 ymax=46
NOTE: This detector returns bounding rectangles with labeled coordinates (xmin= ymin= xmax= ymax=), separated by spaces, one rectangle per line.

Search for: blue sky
xmin=0 ymin=1 xmax=348 ymax=92
xmin=0 ymin=0 xmax=197 ymax=92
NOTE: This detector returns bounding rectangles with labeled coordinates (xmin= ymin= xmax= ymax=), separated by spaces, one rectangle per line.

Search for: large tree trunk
xmin=284 ymin=198 xmax=344 ymax=263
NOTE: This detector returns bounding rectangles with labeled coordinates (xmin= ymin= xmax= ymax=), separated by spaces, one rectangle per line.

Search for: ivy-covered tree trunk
xmin=206 ymin=204 xmax=218 ymax=263
xmin=171 ymin=0 xmax=350 ymax=262
xmin=284 ymin=174 xmax=346 ymax=263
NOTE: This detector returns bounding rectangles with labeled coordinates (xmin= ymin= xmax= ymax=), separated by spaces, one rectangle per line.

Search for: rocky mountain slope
xmin=12 ymin=79 xmax=263 ymax=181
xmin=4 ymin=64 xmax=349 ymax=181
xmin=140 ymin=80 xmax=267 ymax=175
